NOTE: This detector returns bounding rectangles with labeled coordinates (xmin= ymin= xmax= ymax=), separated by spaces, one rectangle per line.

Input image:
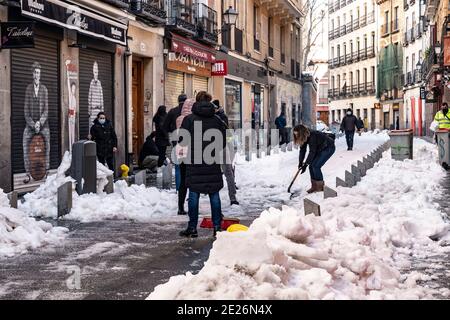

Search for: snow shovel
xmin=288 ymin=168 xmax=303 ymax=199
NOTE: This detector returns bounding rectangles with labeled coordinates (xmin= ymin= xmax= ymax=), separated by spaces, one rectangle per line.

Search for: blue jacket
xmin=275 ymin=115 xmax=287 ymax=129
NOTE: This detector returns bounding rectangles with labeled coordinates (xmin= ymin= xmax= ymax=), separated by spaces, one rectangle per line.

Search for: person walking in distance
xmin=356 ymin=117 xmax=365 ymax=136
xmin=213 ymin=99 xmax=239 ymax=206
xmin=90 ymin=112 xmax=118 ymax=171
xmin=275 ymin=111 xmax=288 ymax=145
xmin=153 ymin=105 xmax=170 ymax=167
xmin=179 ymin=92 xmax=226 ymax=238
xmin=294 ymin=125 xmax=336 ymax=193
xmin=340 ymin=108 xmax=358 ymax=150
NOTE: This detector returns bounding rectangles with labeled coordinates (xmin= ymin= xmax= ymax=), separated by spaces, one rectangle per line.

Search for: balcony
xmin=410 ymin=28 xmax=415 ymax=43
xmin=167 ymin=0 xmax=197 ymax=36
xmin=403 ymin=31 xmax=410 ymax=46
xmin=328 ymin=83 xmax=376 ymax=99
xmin=415 ymin=22 xmax=423 ymax=39
xmin=101 ymin=0 xmax=130 ymax=9
xmin=404 ymin=72 xmax=413 ymax=86
xmin=328 ymin=0 xmax=355 ymax=14
xmin=381 ymin=23 xmax=390 ymax=37
xmin=195 ymin=2 xmax=218 ymax=44
xmin=421 ymin=47 xmax=440 ymax=81
xmin=130 ymin=0 xmax=166 ymax=24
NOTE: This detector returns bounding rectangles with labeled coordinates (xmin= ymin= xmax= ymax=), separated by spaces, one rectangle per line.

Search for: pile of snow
xmin=20 ymin=152 xmax=178 ymax=222
xmin=148 ymin=139 xmax=450 ymax=300
xmin=0 ymin=188 xmax=68 ymax=258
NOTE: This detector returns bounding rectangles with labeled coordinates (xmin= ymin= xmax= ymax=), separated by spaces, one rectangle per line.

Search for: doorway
xmin=132 ymin=61 xmax=144 ymax=165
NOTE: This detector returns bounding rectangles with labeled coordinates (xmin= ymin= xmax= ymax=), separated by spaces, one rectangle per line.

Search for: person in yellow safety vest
xmin=435 ymin=102 xmax=450 ymax=130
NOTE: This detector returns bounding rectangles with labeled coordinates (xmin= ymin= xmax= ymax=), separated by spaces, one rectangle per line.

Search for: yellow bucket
xmin=120 ymin=164 xmax=130 ymax=178
xmin=227 ymin=224 xmax=249 ymax=233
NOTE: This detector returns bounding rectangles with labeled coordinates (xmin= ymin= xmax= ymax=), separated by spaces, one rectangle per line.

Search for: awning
xmin=21 ymin=0 xmax=128 ymax=46
xmin=170 ymin=33 xmax=216 ymax=63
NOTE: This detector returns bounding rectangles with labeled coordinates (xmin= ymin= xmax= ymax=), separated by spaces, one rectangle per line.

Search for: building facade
xmin=421 ymin=0 xmax=450 ymax=136
xmin=0 ymin=0 xmax=132 ymax=192
xmin=317 ymin=72 xmax=330 ymax=124
xmin=328 ymin=0 xmax=380 ymax=129
xmin=402 ymin=0 xmax=427 ymax=134
xmin=376 ymin=0 xmax=405 ymax=129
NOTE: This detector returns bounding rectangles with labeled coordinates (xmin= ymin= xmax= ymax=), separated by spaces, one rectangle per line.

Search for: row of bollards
xmin=303 ymin=140 xmax=391 ymax=217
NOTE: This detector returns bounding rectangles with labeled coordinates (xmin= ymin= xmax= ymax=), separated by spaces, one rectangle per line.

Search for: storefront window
xmin=225 ymin=79 xmax=242 ymax=130
xmin=252 ymin=84 xmax=263 ymax=129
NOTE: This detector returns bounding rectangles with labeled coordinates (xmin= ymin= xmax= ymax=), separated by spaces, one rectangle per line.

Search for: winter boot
xmin=213 ymin=226 xmax=223 ymax=237
xmin=307 ymin=180 xmax=317 ymax=194
xmin=179 ymin=228 xmax=198 ymax=238
xmin=316 ymin=181 xmax=325 ymax=192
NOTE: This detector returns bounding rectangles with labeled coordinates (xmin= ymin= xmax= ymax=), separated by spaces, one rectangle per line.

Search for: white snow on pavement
xmin=147 ymin=138 xmax=450 ymax=300
xmin=0 ymin=189 xmax=68 ymax=258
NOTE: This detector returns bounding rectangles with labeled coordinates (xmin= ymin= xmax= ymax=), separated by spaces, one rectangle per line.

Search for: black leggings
xmin=157 ymin=145 xmax=167 ymax=167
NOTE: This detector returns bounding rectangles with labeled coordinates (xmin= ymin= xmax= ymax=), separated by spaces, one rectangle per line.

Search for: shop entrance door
xmin=132 ymin=61 xmax=144 ymax=165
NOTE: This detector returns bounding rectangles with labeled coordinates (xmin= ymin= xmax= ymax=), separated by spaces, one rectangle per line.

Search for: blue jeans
xmin=345 ymin=130 xmax=355 ymax=149
xmin=188 ymin=191 xmax=222 ymax=230
xmin=309 ymin=145 xmax=336 ymax=181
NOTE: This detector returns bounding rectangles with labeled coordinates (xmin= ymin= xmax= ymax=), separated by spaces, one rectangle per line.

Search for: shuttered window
xmin=79 ymin=49 xmax=114 ymax=139
xmin=192 ymin=75 xmax=208 ymax=98
xmin=165 ymin=70 xmax=185 ymax=109
xmin=11 ymin=36 xmax=60 ymax=187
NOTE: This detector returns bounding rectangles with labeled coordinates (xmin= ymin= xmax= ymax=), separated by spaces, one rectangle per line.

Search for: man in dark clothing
xmin=356 ymin=117 xmax=365 ymax=136
xmin=153 ymin=106 xmax=170 ymax=167
xmin=138 ymin=132 xmax=159 ymax=172
xmin=179 ymin=92 xmax=227 ymax=238
xmin=340 ymin=108 xmax=358 ymax=151
xmin=275 ymin=112 xmax=288 ymax=145
xmin=90 ymin=112 xmax=118 ymax=171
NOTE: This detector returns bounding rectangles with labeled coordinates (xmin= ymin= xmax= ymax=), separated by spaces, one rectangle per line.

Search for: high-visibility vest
xmin=434 ymin=110 xmax=450 ymax=129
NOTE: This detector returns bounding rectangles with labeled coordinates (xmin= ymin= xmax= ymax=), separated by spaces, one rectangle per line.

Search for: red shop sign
xmin=212 ymin=60 xmax=228 ymax=76
xmin=171 ymin=34 xmax=216 ymax=63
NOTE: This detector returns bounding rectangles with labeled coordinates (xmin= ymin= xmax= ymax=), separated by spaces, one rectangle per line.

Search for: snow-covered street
xmin=1 ymin=132 xmax=450 ymax=299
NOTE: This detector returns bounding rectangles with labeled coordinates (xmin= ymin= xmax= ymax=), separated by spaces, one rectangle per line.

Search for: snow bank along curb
xmin=0 ymin=188 xmax=68 ymax=258
xmin=148 ymin=139 xmax=450 ymax=300
xmin=303 ymin=141 xmax=391 ymax=216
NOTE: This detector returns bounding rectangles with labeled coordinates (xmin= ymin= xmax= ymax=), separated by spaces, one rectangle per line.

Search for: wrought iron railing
xmin=196 ymin=2 xmax=218 ymax=44
xmin=101 ymin=0 xmax=130 ymax=9
xmin=130 ymin=0 xmax=166 ymax=23
xmin=168 ymin=0 xmax=197 ymax=35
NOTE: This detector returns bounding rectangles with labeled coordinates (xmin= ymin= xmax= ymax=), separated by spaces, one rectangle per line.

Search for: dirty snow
xmin=148 ymin=138 xmax=450 ymax=300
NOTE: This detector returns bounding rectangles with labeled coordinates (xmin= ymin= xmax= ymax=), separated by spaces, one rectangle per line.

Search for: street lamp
xmin=223 ymin=6 xmax=238 ymax=26
xmin=214 ymin=6 xmax=239 ymax=35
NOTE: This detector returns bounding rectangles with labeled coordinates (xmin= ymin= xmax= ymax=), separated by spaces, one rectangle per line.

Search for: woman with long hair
xmin=293 ymin=124 xmax=336 ymax=193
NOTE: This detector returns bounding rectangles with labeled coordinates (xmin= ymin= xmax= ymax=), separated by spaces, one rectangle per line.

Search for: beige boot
xmin=316 ymin=181 xmax=325 ymax=192
xmin=307 ymin=180 xmax=317 ymax=194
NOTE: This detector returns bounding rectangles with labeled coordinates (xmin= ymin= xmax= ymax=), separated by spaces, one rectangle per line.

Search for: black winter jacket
xmin=216 ymin=109 xmax=229 ymax=128
xmin=340 ymin=115 xmax=358 ymax=132
xmin=163 ymin=103 xmax=183 ymax=136
xmin=90 ymin=119 xmax=118 ymax=159
xmin=181 ymin=101 xmax=227 ymax=194
xmin=138 ymin=135 xmax=159 ymax=167
xmin=153 ymin=114 xmax=170 ymax=147
xmin=299 ymin=130 xmax=335 ymax=165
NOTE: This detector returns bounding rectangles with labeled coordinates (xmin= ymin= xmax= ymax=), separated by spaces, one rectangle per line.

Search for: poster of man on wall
xmin=23 ymin=61 xmax=50 ymax=183
xmin=88 ymin=61 xmax=104 ymax=128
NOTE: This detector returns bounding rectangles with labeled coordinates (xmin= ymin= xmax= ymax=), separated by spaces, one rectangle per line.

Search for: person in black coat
xmin=90 ymin=112 xmax=118 ymax=171
xmin=340 ymin=108 xmax=358 ymax=150
xmin=153 ymin=105 xmax=170 ymax=167
xmin=138 ymin=132 xmax=159 ymax=172
xmin=294 ymin=124 xmax=335 ymax=194
xmin=179 ymin=92 xmax=227 ymax=238
xmin=356 ymin=117 xmax=365 ymax=136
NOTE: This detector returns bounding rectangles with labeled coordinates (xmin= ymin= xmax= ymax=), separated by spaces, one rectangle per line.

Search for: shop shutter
xmin=79 ymin=48 xmax=114 ymax=139
xmin=192 ymin=75 xmax=208 ymax=98
xmin=11 ymin=36 xmax=60 ymax=183
xmin=165 ymin=70 xmax=185 ymax=109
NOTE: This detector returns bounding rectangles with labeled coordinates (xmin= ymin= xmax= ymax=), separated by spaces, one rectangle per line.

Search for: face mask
xmin=347 ymin=112 xmax=352 ymax=116
xmin=99 ymin=119 xmax=106 ymax=125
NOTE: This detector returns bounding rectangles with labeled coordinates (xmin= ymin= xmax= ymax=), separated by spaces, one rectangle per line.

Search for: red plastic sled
xmin=200 ymin=217 xmax=240 ymax=229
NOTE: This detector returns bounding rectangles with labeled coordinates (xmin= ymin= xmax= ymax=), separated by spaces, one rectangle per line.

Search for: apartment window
xmin=406 ymin=56 xmax=409 ymax=73
xmin=268 ymin=17 xmax=273 ymax=57
xmin=357 ymin=70 xmax=360 ymax=85
xmin=363 ymin=68 xmax=367 ymax=84
xmin=394 ymin=7 xmax=399 ymax=31
xmin=364 ymin=36 xmax=368 ymax=50
xmin=331 ymin=47 xmax=334 ymax=59
xmin=332 ymin=76 xmax=335 ymax=89
xmin=337 ymin=75 xmax=341 ymax=91
xmin=371 ymin=32 xmax=375 ymax=48
xmin=280 ymin=25 xmax=285 ymax=64
xmin=412 ymin=12 xmax=416 ymax=27
xmin=412 ymin=53 xmax=415 ymax=72
xmin=406 ymin=17 xmax=409 ymax=32
xmin=350 ymin=71 xmax=354 ymax=87
xmin=371 ymin=66 xmax=375 ymax=84
xmin=384 ymin=11 xmax=389 ymax=34
xmin=350 ymin=41 xmax=353 ymax=55
xmin=253 ymin=5 xmax=260 ymax=51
